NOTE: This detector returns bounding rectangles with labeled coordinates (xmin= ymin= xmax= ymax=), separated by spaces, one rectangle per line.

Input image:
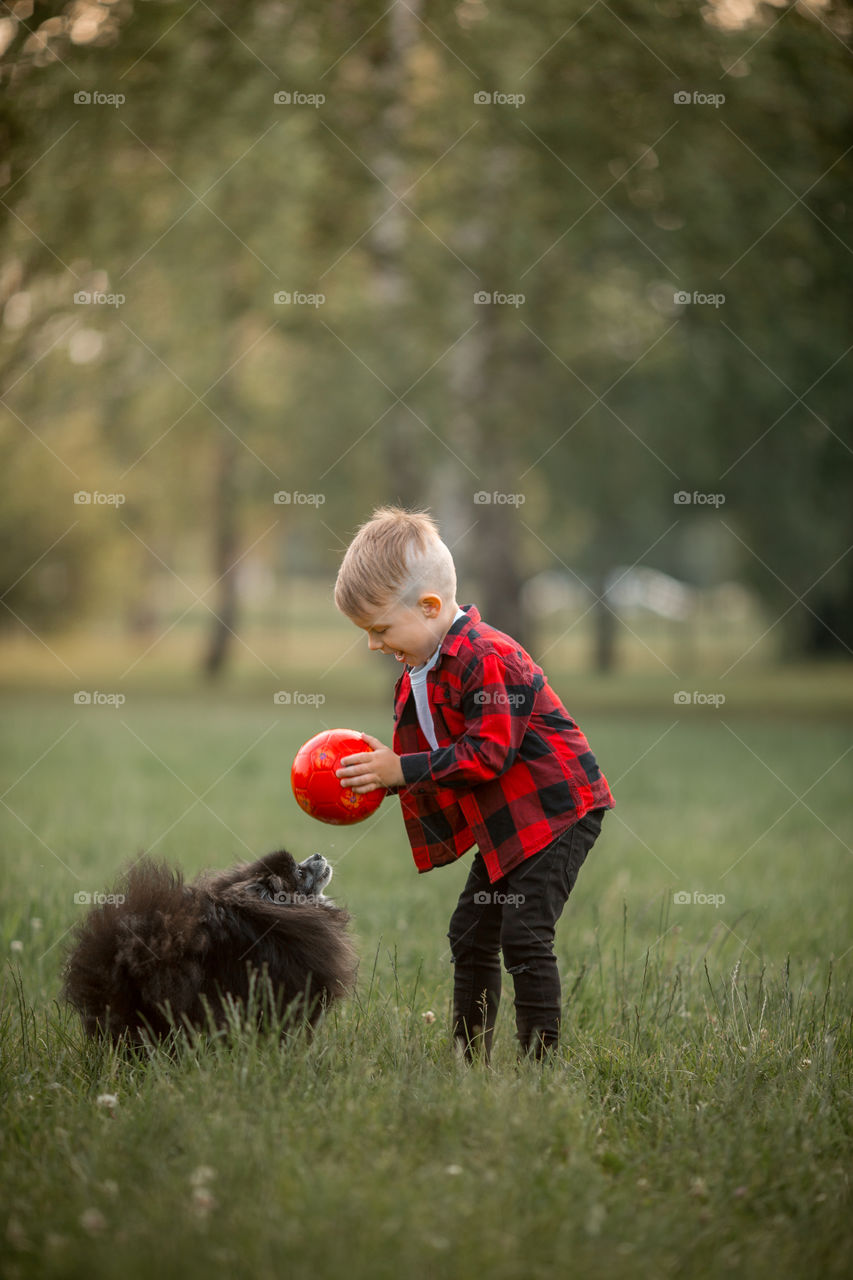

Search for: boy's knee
xmin=447 ymin=918 xmax=471 ymax=961
xmin=445 ymin=926 xmax=499 ymax=962
xmin=447 ymin=901 xmax=469 ymax=951
xmin=447 ymin=927 xmax=484 ymax=967
xmin=500 ymin=920 xmax=555 ymax=970
xmin=448 ymin=907 xmax=501 ymax=965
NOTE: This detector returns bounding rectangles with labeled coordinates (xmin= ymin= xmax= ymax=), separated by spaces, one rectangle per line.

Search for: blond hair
xmin=334 ymin=506 xmax=457 ymax=619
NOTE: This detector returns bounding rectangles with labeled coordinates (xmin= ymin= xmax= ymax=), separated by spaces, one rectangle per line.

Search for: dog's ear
xmin=201 ymin=849 xmax=299 ymax=896
xmin=249 ymin=850 xmax=299 ymax=883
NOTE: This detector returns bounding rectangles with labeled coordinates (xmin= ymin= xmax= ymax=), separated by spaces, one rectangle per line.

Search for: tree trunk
xmin=203 ymin=431 xmax=239 ymax=679
xmin=367 ymin=0 xmax=423 ymax=508
xmin=475 ymin=497 xmax=530 ymax=650
xmin=592 ymin=573 xmax=617 ymax=673
xmin=802 ymin=575 xmax=853 ymax=656
xmin=440 ymin=189 xmax=533 ymax=651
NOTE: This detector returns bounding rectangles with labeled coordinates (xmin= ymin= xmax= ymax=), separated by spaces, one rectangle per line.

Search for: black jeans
xmin=447 ymin=808 xmax=605 ymax=1061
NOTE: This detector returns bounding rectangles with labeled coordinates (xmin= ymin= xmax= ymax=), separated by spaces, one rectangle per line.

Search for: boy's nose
xmin=367 ymin=634 xmax=382 ymax=651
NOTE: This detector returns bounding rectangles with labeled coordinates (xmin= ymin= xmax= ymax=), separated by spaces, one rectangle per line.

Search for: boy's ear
xmin=418 ymin=593 xmax=442 ymax=617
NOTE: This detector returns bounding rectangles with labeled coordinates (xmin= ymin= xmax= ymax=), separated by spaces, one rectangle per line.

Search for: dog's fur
xmin=62 ymin=850 xmax=358 ymax=1048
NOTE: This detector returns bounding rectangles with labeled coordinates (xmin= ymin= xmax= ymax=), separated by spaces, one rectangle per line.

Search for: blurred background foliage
xmin=0 ymin=0 xmax=851 ymax=680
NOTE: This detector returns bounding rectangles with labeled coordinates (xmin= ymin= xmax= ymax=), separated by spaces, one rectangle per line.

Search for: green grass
xmin=1 ymin=690 xmax=851 ymax=1280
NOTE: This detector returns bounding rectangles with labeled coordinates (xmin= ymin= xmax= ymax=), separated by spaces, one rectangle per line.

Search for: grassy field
xmin=1 ymin=681 xmax=851 ymax=1280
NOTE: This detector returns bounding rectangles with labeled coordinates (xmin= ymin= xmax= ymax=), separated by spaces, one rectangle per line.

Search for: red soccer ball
xmin=291 ymin=729 xmax=386 ymax=825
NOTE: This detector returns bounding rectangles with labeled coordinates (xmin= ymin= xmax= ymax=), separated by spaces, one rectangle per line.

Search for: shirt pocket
xmin=429 ymin=682 xmax=466 ymax=740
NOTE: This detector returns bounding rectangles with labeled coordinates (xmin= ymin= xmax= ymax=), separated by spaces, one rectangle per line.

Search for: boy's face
xmin=352 ymin=594 xmax=447 ymax=667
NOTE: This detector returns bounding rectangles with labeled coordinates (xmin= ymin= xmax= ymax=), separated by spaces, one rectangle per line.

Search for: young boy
xmin=334 ymin=506 xmax=614 ymax=1062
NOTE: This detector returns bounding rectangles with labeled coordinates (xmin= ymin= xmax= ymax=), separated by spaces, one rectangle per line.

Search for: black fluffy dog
xmin=62 ymin=850 xmax=358 ymax=1048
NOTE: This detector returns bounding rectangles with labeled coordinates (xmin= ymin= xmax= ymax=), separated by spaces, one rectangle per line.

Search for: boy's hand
xmin=336 ymin=733 xmax=404 ymax=793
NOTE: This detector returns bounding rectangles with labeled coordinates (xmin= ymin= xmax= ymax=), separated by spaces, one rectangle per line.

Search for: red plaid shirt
xmin=391 ymin=604 xmax=614 ymax=884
